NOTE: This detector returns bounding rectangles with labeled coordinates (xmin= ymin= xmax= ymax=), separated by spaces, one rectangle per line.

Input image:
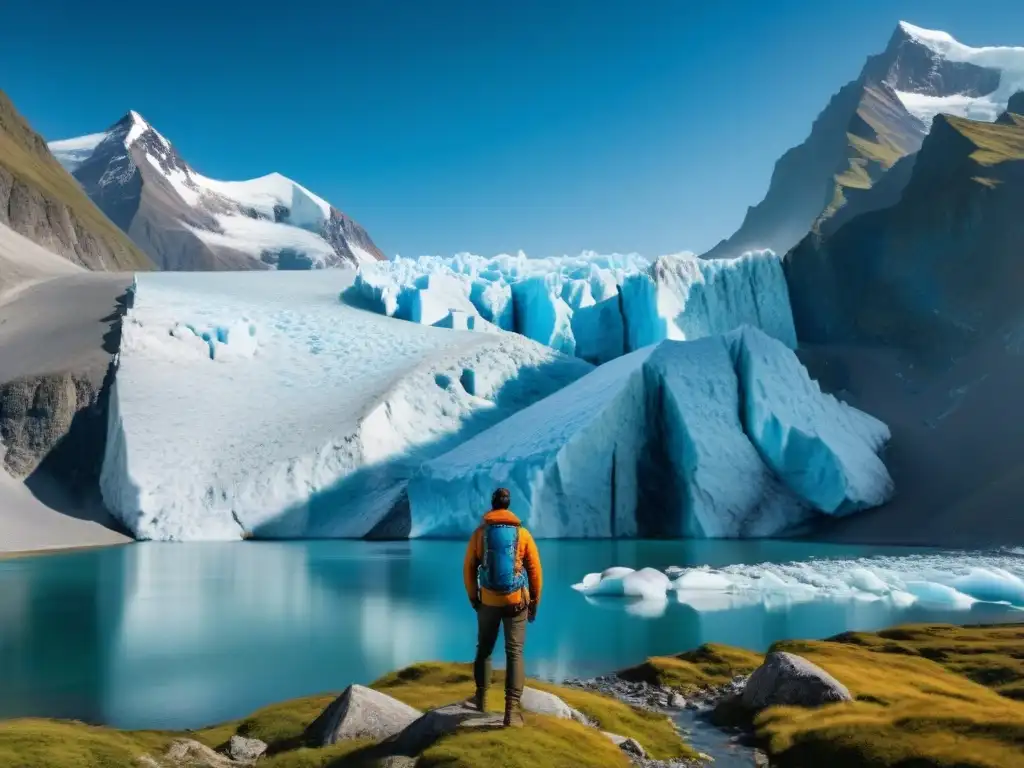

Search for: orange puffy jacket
xmin=463 ymin=509 xmax=543 ymax=608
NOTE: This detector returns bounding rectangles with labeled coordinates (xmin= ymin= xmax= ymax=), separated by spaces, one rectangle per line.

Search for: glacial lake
xmin=1 ymin=540 xmax=1022 ymax=730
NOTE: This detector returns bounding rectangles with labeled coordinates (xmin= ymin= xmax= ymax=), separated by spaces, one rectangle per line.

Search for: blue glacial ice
xmin=730 ymin=325 xmax=893 ymax=515
xmin=347 ymin=250 xmax=796 ymax=362
xmin=621 ymin=251 xmax=797 ymax=351
xmin=571 ymin=297 xmax=625 ymax=365
xmin=408 ymin=325 xmax=888 ymax=539
xmin=407 ymin=345 xmax=655 ymax=538
xmin=511 ymin=277 xmax=576 ymax=356
xmin=643 ymin=337 xmax=812 ymax=538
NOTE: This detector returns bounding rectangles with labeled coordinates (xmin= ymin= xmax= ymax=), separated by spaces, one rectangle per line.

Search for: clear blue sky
xmin=3 ymin=0 xmax=1024 ymax=259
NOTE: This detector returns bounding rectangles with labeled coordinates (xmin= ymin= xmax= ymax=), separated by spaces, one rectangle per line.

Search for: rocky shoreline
xmin=563 ymin=674 xmax=766 ymax=768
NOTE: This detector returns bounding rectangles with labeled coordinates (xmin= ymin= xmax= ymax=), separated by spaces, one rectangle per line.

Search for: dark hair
xmin=491 ymin=487 xmax=511 ymax=510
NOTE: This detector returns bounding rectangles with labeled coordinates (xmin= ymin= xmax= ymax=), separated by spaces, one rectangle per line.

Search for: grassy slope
xmin=3 ymin=624 xmax=1019 ymax=767
xmin=617 ymin=642 xmax=764 ymax=691
xmin=0 ymin=90 xmax=152 ymax=271
xmin=760 ymin=624 xmax=1024 ymax=768
xmin=0 ymin=663 xmax=692 ymax=768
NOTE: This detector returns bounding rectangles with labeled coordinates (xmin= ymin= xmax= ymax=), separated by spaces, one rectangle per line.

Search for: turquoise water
xmin=0 ymin=540 xmax=1021 ymax=730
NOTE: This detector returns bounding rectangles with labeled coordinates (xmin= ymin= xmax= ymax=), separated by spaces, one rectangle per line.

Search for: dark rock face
xmin=702 ymin=23 xmax=1005 ymax=263
xmin=741 ymin=651 xmax=852 ymax=710
xmin=320 ymin=208 xmax=386 ymax=263
xmin=786 ymin=114 xmax=1024 ymax=355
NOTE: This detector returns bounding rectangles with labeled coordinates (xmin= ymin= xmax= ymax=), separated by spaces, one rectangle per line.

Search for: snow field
xmin=100 ymin=271 xmax=592 ymax=541
xmin=574 ymin=551 xmax=1024 ymax=610
xmin=348 ymin=249 xmax=797 ymax=363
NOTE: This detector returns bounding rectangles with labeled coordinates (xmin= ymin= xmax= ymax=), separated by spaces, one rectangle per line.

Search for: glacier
xmin=347 ymin=249 xmax=797 ymax=363
xmin=407 ymin=325 xmax=890 ymax=539
xmin=407 ymin=346 xmax=655 ymax=538
xmin=100 ymin=271 xmax=592 ymax=541
xmin=621 ymin=251 xmax=798 ymax=351
xmin=731 ymin=326 xmax=893 ymax=514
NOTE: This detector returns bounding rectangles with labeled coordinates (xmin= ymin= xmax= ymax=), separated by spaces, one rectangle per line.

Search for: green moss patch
xmin=617 ymin=642 xmax=763 ymax=692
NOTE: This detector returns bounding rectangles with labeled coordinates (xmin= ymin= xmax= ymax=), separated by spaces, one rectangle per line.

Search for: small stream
xmin=674 ymin=709 xmax=759 ymax=767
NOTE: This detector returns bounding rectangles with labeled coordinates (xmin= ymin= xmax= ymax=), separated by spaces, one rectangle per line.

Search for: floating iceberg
xmin=101 ymin=271 xmax=592 ymax=541
xmin=348 ymin=250 xmax=796 ymax=362
xmin=575 ymin=553 xmax=1024 ymax=610
xmin=573 ymin=567 xmax=671 ymax=601
xmin=408 ymin=325 xmax=887 ymax=539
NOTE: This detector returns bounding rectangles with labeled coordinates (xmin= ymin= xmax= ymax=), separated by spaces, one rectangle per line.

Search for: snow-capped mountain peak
xmin=49 ymin=114 xmax=385 ymax=270
xmin=881 ymin=21 xmax=1024 ymax=126
xmin=896 ymin=21 xmax=959 ymax=50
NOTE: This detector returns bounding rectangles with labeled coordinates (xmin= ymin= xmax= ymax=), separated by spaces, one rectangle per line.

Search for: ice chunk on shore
xmin=102 ymin=271 xmax=592 ymax=541
xmin=730 ymin=326 xmax=893 ymax=515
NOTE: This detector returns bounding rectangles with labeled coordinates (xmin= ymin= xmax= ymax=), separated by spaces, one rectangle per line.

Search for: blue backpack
xmin=479 ymin=523 xmax=527 ymax=595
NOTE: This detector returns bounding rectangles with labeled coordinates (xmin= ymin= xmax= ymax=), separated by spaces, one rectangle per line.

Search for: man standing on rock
xmin=463 ymin=487 xmax=543 ymax=727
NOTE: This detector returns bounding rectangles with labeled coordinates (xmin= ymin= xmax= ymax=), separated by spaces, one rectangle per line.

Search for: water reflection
xmin=0 ymin=539 xmax=1020 ymax=730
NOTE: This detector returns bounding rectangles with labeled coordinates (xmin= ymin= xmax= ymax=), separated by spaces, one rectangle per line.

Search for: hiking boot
xmin=471 ymin=687 xmax=487 ymax=713
xmin=503 ymin=698 xmax=525 ymax=728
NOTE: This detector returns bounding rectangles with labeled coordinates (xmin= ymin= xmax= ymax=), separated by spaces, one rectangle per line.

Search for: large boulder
xmin=305 ymin=684 xmax=422 ymax=746
xmin=226 ymin=735 xmax=267 ymax=763
xmin=741 ymin=652 xmax=852 ymax=710
xmin=520 ymin=686 xmax=590 ymax=725
xmin=388 ymin=703 xmax=503 ymax=756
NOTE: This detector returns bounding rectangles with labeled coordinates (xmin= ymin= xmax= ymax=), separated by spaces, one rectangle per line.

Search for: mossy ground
xmin=617 ymin=642 xmax=763 ymax=692
xmin=3 ymin=624 xmax=1019 ymax=768
xmin=0 ymin=662 xmax=691 ymax=767
xmin=759 ymin=623 xmax=1024 ymax=768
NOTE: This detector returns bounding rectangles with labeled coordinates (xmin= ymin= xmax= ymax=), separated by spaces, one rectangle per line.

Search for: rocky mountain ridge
xmin=50 ymin=111 xmax=386 ymax=271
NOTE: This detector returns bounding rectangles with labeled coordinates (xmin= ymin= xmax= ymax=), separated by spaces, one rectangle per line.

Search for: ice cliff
xmin=408 ymin=326 xmax=892 ymax=539
xmin=100 ymin=271 xmax=593 ymax=541
xmin=347 ymin=250 xmax=797 ymax=363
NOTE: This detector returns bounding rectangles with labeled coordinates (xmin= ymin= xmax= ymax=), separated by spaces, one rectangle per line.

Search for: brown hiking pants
xmin=473 ymin=604 xmax=528 ymax=702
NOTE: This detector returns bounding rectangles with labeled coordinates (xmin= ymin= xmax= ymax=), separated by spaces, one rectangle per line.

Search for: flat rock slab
xmin=388 ymin=703 xmax=504 ymax=756
xmin=741 ymin=651 xmax=852 ymax=710
xmin=306 ymin=684 xmax=422 ymax=746
xmin=521 ymin=686 xmax=590 ymax=725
